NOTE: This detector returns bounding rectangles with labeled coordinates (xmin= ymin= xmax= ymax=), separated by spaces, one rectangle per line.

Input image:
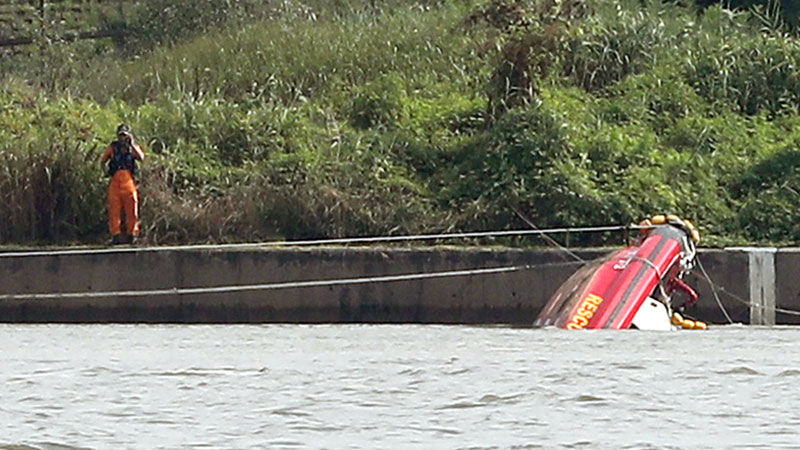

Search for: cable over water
xmin=0 ymin=260 xmax=588 ymax=301
xmin=696 ymin=258 xmax=735 ymax=324
xmin=3 ymin=223 xmax=799 ymax=319
xmin=0 ymin=224 xmax=646 ymax=258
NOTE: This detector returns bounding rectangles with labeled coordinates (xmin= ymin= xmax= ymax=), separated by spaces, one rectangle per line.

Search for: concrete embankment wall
xmin=0 ymin=246 xmax=798 ymax=324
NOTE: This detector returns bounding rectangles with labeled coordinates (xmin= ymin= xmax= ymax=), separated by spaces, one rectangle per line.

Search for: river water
xmin=1 ymin=324 xmax=798 ymax=449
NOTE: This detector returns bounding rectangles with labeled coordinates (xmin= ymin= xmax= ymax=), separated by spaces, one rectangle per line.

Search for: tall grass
xmin=76 ymin=1 xmax=481 ymax=107
xmin=0 ymin=84 xmax=110 ymax=242
xmin=3 ymin=0 xmax=800 ymax=246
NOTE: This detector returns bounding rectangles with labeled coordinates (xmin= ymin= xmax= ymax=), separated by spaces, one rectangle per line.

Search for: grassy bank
xmin=2 ymin=0 xmax=800 ymax=246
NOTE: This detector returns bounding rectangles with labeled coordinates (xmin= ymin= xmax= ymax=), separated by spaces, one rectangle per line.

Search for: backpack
xmin=107 ymin=141 xmax=138 ymax=177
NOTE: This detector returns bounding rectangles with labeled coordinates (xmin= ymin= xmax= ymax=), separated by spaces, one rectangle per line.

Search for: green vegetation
xmin=2 ymin=0 xmax=800 ymax=247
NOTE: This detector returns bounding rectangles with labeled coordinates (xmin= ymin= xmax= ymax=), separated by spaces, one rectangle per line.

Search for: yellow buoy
xmin=682 ymin=219 xmax=701 ymax=243
xmin=693 ymin=321 xmax=708 ymax=330
xmin=638 ymin=219 xmax=653 ymax=237
xmin=671 ymin=312 xmax=684 ymax=326
xmin=681 ymin=319 xmax=696 ymax=329
xmin=651 ymin=214 xmax=666 ymax=225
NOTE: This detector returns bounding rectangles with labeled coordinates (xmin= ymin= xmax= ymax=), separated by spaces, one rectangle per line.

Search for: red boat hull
xmin=535 ymin=224 xmax=695 ymax=329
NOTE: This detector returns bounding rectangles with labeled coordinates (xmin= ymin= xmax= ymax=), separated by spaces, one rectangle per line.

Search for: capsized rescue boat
xmin=534 ymin=215 xmax=707 ymax=330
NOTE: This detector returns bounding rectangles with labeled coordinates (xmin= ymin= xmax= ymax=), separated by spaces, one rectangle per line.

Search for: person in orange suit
xmin=101 ymin=124 xmax=145 ymax=245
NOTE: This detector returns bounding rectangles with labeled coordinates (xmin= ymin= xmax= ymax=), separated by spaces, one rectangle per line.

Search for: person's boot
xmin=120 ymin=234 xmax=133 ymax=244
xmin=111 ymin=234 xmax=124 ymax=245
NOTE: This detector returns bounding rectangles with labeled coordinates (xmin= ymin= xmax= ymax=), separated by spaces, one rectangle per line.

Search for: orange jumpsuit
xmin=101 ymin=143 xmax=145 ymax=237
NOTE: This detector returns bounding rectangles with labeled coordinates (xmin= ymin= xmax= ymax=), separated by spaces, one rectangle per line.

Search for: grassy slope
xmin=2 ymin=0 xmax=800 ymax=246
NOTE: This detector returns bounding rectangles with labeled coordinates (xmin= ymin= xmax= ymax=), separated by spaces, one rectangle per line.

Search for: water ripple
xmin=271 ymin=408 xmax=312 ymax=417
xmin=612 ymin=363 xmax=645 ymax=370
xmin=439 ymin=400 xmax=485 ymax=410
xmin=571 ymin=394 xmax=607 ymax=403
xmin=438 ymin=393 xmax=524 ymax=409
xmin=2 ymin=324 xmax=800 ymax=448
xmin=266 ymin=439 xmax=304 ymax=447
xmin=406 ymin=425 xmax=462 ymax=435
xmin=716 ymin=367 xmax=762 ymax=375
xmin=1 ymin=444 xmax=92 ymax=450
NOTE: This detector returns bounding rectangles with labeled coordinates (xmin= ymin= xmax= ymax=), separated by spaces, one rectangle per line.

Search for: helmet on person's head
xmin=116 ymin=123 xmax=132 ymax=138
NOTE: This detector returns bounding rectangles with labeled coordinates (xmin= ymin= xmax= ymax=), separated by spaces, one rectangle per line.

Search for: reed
xmin=3 ymin=0 xmax=800 ymax=246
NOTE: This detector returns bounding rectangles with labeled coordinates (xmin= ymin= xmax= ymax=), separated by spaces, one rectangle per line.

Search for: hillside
xmin=2 ymin=0 xmax=800 ymax=247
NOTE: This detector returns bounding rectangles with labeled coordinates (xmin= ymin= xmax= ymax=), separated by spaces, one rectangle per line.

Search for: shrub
xmin=563 ymin=1 xmax=686 ymax=92
xmin=5 ymin=0 xmax=800 ymax=248
xmin=686 ymin=8 xmax=800 ymax=116
xmin=349 ymin=74 xmax=406 ymax=130
xmin=251 ymin=132 xmax=439 ymax=239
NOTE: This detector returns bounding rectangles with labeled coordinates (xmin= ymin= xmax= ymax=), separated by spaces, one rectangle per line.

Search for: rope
xmin=696 ymin=257 xmax=800 ymax=319
xmin=696 ymin=257 xmax=735 ymax=324
xmin=0 ymin=260 xmax=587 ymax=301
xmin=0 ymin=224 xmax=653 ymax=258
xmin=511 ymin=206 xmax=585 ymax=262
xmin=706 ymin=282 xmax=800 ymax=317
xmin=631 ymin=254 xmax=671 ymax=301
xmin=13 ymin=222 xmax=798 ymax=320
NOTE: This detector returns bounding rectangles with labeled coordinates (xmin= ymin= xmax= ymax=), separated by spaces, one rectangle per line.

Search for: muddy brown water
xmin=1 ymin=324 xmax=798 ymax=449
